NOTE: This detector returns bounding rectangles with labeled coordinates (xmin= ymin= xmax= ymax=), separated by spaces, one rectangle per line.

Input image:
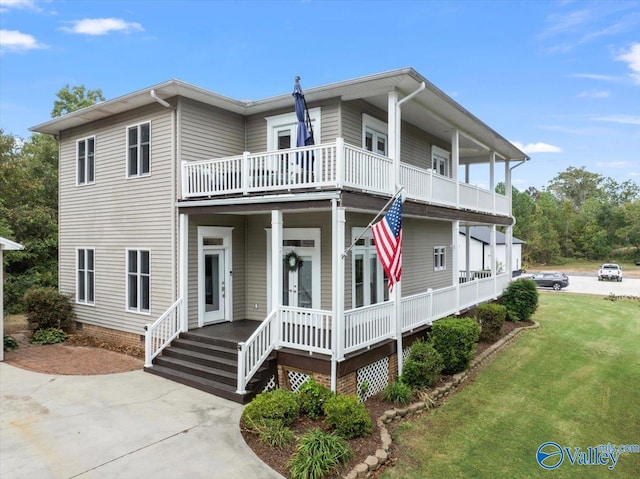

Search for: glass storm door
xmin=283 ymin=248 xmax=314 ymax=309
xmin=203 ymin=247 xmax=225 ymax=324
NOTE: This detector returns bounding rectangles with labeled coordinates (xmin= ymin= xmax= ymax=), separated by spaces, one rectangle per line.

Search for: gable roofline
xmin=29 ymin=67 xmax=528 ymax=162
xmin=460 ymin=226 xmax=525 ymax=245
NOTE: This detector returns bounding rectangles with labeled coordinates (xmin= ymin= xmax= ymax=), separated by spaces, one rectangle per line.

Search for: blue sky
xmin=1 ymin=0 xmax=639 ymax=191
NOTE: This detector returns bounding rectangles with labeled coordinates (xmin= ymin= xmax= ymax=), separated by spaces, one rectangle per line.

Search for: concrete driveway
xmin=0 ymin=363 xmax=284 ymax=479
xmin=559 ymin=275 xmax=640 ymax=296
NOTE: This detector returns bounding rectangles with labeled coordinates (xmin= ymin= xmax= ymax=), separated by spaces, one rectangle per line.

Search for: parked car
xmin=598 ymin=263 xmax=622 ymax=282
xmin=531 ymin=271 xmax=569 ymax=291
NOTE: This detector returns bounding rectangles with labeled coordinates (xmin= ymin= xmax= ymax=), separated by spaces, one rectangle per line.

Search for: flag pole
xmin=341 ymin=186 xmax=404 ymax=259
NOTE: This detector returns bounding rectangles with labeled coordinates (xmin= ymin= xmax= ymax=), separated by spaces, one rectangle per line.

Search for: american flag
xmin=372 ymin=197 xmax=403 ymax=292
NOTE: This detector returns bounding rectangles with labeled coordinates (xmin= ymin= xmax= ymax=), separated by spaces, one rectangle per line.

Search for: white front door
xmin=283 ymin=246 xmax=315 ymax=308
xmin=198 ymin=226 xmax=233 ymax=326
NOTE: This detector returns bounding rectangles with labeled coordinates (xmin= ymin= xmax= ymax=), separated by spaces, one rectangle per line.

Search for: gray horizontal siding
xmin=58 ymin=103 xmax=175 ymax=335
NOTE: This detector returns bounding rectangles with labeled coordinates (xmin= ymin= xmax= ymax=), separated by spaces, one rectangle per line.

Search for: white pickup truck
xmin=598 ymin=264 xmax=623 ymax=282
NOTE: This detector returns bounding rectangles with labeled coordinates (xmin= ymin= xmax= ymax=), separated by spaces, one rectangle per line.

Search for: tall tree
xmin=51 ymin=84 xmax=105 ymax=118
xmin=547 ymin=166 xmax=604 ymax=209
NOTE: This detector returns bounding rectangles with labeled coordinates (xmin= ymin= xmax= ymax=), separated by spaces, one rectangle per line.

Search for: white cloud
xmin=596 ymin=161 xmax=632 ymax=168
xmin=616 ymin=43 xmax=640 ymax=85
xmin=0 ymin=29 xmax=45 ymax=51
xmin=576 ymin=89 xmax=610 ymax=98
xmin=510 ymin=141 xmax=562 ymax=154
xmin=0 ymin=0 xmax=39 ymax=12
xmin=572 ymin=73 xmax=621 ymax=83
xmin=62 ymin=18 xmax=143 ymax=36
xmin=593 ymin=115 xmax=640 ymax=125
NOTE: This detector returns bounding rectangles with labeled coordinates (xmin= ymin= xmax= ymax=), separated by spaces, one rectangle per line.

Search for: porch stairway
xmin=144 ymin=331 xmax=277 ymax=404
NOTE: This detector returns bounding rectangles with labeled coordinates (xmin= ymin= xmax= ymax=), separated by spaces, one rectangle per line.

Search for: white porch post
xmin=465 ymin=225 xmax=471 ymax=282
xmin=333 ymin=204 xmax=346 ymax=373
xmin=491 ymin=224 xmax=497 ymax=296
xmin=336 ymin=137 xmax=345 ymax=189
xmin=179 ymin=213 xmax=189 ymax=332
xmin=489 ymin=151 xmax=496 ymax=213
xmin=505 ymin=161 xmax=513 ymax=279
xmin=452 ymin=221 xmax=460 ymax=312
xmin=452 ymin=129 xmax=460 ymax=205
xmin=388 ymin=89 xmax=399 ymax=190
xmin=271 ymin=210 xmax=283 ymax=348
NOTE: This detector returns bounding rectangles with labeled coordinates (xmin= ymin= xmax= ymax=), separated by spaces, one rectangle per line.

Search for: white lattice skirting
xmin=357 ymin=356 xmax=389 ymax=401
xmin=287 ymin=370 xmax=311 ymax=392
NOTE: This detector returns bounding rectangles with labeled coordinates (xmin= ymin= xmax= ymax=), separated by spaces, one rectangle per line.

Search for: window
xmin=434 ymin=246 xmax=446 ymax=271
xmin=352 ymin=228 xmax=389 ymax=308
xmin=77 ymin=137 xmax=95 ymax=185
xmin=127 ymin=249 xmax=150 ymax=313
xmin=127 ymin=122 xmax=150 ymax=177
xmin=431 ymin=145 xmax=450 ymax=177
xmin=77 ymin=248 xmax=95 ymax=305
xmin=362 ymin=114 xmax=387 ymax=155
xmin=266 ymin=108 xmax=321 ymax=151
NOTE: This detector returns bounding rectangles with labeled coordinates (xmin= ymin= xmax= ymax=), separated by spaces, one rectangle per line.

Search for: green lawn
xmin=382 ymin=293 xmax=640 ymax=478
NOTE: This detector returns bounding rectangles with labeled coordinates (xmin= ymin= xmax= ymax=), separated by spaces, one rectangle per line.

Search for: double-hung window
xmin=127 ymin=249 xmax=150 ymax=313
xmin=77 ymin=248 xmax=95 ymax=305
xmin=431 ymin=145 xmax=450 ymax=177
xmin=434 ymin=246 xmax=446 ymax=271
xmin=362 ymin=114 xmax=387 ymax=156
xmin=77 ymin=137 xmax=95 ymax=185
xmin=127 ymin=122 xmax=150 ymax=177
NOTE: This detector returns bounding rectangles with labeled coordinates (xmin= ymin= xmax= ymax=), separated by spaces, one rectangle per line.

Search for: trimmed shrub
xmin=382 ymin=379 xmax=413 ymax=406
xmin=502 ymin=279 xmax=539 ymax=322
xmin=241 ymin=388 xmax=300 ymax=430
xmin=298 ymin=377 xmax=332 ymax=419
xmin=4 ymin=335 xmax=19 ymax=352
xmin=23 ymin=287 xmax=74 ymax=332
xmin=323 ymin=394 xmax=372 ymax=439
xmin=476 ymin=303 xmax=506 ymax=342
xmin=401 ymin=340 xmax=444 ymax=388
xmin=30 ymin=328 xmax=67 ymax=345
xmin=429 ymin=317 xmax=481 ymax=374
xmin=287 ymin=428 xmax=353 ymax=479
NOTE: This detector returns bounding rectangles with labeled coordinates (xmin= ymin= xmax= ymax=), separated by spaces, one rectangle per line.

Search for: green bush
xmin=430 ymin=317 xmax=481 ymax=374
xmin=382 ymin=380 xmax=413 ymax=406
xmin=243 ymin=417 xmax=295 ymax=449
xmin=401 ymin=340 xmax=444 ymax=389
xmin=298 ymin=378 xmax=332 ymax=419
xmin=3 ymin=268 xmax=57 ymax=315
xmin=323 ymin=394 xmax=372 ymax=439
xmin=4 ymin=335 xmax=19 ymax=352
xmin=502 ymin=279 xmax=539 ymax=322
xmin=476 ymin=303 xmax=506 ymax=342
xmin=241 ymin=388 xmax=300 ymax=429
xmin=30 ymin=328 xmax=67 ymax=344
xmin=287 ymin=428 xmax=353 ymax=479
xmin=23 ymin=287 xmax=74 ymax=332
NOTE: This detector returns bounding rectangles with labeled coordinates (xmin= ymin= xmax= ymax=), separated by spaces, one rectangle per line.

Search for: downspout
xmin=506 ymin=158 xmax=527 ymax=279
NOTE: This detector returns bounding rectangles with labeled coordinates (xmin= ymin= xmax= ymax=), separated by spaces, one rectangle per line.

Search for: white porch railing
xmin=181 ymin=140 xmax=509 ymax=216
xmin=144 ymin=298 xmax=184 ymax=368
xmin=279 ymin=306 xmax=333 ymax=355
xmin=344 ymin=302 xmax=395 ymax=354
xmin=237 ymin=309 xmax=277 ymax=394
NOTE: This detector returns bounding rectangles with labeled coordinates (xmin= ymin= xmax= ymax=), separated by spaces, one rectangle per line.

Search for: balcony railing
xmin=181 ymin=139 xmax=510 ymax=216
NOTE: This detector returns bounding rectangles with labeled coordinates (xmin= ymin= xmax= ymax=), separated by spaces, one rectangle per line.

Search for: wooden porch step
xmin=169 ymin=338 xmax=236 ymax=360
xmin=180 ymin=331 xmax=238 ymax=349
xmin=154 ymin=356 xmax=237 ymax=386
xmin=163 ymin=347 xmax=237 ymax=372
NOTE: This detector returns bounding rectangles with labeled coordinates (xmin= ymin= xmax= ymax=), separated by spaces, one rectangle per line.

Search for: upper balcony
xmin=181 ymin=138 xmax=510 ymax=217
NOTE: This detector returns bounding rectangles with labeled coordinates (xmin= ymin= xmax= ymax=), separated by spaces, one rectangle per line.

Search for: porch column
xmin=179 ymin=213 xmax=189 ymax=332
xmin=388 ymin=89 xmax=399 ymax=190
xmin=271 ymin=210 xmax=283 ymax=348
xmin=452 ymin=129 xmax=460 ymax=205
xmin=465 ymin=225 xmax=471 ymax=282
xmin=489 ymin=151 xmax=496 ymax=213
xmin=333 ymin=204 xmax=346 ymax=358
xmin=505 ymin=160 xmax=513 ymax=279
xmin=452 ymin=221 xmax=460 ymax=312
xmin=491 ymin=224 xmax=497 ymax=297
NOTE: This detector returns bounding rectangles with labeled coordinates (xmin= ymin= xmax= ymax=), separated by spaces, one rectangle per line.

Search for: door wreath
xmin=283 ymin=251 xmax=303 ymax=272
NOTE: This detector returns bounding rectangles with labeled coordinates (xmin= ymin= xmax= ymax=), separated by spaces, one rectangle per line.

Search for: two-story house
xmin=31 ymin=68 xmax=528 ymax=403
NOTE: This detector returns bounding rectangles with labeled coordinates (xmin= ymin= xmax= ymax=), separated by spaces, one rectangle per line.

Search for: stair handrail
xmin=144 ymin=297 xmax=184 ymax=368
xmin=236 ymin=308 xmax=278 ymax=394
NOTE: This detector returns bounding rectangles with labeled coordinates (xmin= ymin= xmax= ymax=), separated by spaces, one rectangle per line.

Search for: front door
xmin=198 ymin=226 xmax=233 ymax=327
xmin=203 ymin=247 xmax=225 ymax=323
xmin=283 ymin=246 xmax=314 ymax=308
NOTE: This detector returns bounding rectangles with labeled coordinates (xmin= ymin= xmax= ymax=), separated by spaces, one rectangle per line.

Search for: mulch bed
xmin=241 ymin=320 xmax=534 ymax=478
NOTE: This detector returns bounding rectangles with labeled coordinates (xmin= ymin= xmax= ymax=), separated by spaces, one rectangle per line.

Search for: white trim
xmin=125 ymin=248 xmax=151 ymax=315
xmin=197 ymin=226 xmax=234 ymax=326
xmin=125 ymin=120 xmax=152 ymax=178
xmin=266 ymin=107 xmax=321 ymax=151
xmin=75 ymin=247 xmax=95 ymax=306
xmin=350 ymin=227 xmax=388 ymax=308
xmin=266 ymin=228 xmax=321 ymax=311
xmin=75 ymin=135 xmax=96 ymax=186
